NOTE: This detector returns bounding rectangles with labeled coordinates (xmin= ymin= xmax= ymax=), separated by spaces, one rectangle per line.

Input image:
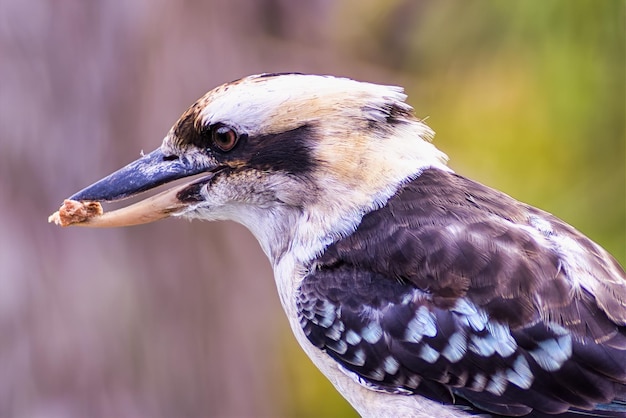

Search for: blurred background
xmin=0 ymin=0 xmax=624 ymax=417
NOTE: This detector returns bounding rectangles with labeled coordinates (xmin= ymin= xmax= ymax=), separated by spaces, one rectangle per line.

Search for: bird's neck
xmin=240 ymin=124 xmax=449 ymax=265
xmin=283 ymin=123 xmax=451 ymax=264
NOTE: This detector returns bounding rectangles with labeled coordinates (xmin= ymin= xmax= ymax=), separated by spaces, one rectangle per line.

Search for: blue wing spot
xmin=418 ymin=343 xmax=440 ymax=363
xmin=383 ymin=356 xmax=401 ymax=375
xmin=315 ymin=300 xmax=336 ymax=328
xmin=486 ymin=321 xmax=517 ymax=357
xmin=405 ymin=305 xmax=437 ymax=342
xmin=485 ymin=369 xmax=508 ymax=396
xmin=328 ymin=338 xmax=348 ymax=355
xmin=530 ymin=334 xmax=573 ymax=371
xmin=361 ymin=320 xmax=383 ymax=344
xmin=469 ymin=333 xmax=496 ymax=357
xmin=441 ymin=331 xmax=467 ymax=363
xmin=325 ymin=322 xmax=343 ymax=341
xmin=349 ymin=347 xmax=366 ymax=367
xmin=345 ymin=329 xmax=362 ymax=345
xmin=470 ymin=373 xmax=488 ymax=391
xmin=506 ymin=354 xmax=533 ymax=389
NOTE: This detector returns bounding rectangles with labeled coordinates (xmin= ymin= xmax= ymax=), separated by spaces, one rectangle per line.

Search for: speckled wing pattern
xmin=297 ymin=169 xmax=626 ymax=417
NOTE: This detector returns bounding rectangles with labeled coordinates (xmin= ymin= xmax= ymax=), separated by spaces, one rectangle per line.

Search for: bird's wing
xmin=297 ymin=169 xmax=626 ymax=416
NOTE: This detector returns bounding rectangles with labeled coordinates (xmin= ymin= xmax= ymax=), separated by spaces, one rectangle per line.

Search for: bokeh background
xmin=1 ymin=1 xmax=624 ymax=417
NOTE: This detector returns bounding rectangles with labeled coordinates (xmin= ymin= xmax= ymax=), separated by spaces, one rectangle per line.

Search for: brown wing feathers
xmin=298 ymin=168 xmax=626 ymax=416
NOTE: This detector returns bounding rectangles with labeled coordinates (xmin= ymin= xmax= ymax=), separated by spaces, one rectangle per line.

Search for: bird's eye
xmin=212 ymin=125 xmax=239 ymax=152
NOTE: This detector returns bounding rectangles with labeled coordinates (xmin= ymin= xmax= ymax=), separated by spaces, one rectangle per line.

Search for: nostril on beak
xmin=163 ymin=154 xmax=179 ymax=161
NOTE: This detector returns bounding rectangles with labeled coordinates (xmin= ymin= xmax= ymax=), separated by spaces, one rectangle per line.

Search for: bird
xmin=57 ymin=73 xmax=625 ymax=417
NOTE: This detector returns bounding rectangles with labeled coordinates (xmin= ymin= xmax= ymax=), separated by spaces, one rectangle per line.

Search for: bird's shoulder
xmin=296 ymin=168 xmax=626 ymax=416
xmin=311 ymin=168 xmax=625 ymax=329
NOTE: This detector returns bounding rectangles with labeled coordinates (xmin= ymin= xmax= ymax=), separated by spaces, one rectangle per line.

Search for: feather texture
xmin=297 ymin=168 xmax=626 ymax=416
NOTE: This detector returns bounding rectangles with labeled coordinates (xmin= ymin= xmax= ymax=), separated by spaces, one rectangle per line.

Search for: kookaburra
xmin=52 ymin=73 xmax=625 ymax=417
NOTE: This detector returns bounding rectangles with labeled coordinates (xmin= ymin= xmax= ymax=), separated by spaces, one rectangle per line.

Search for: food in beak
xmin=48 ymin=200 xmax=103 ymax=227
xmin=48 ymin=180 xmax=193 ymax=228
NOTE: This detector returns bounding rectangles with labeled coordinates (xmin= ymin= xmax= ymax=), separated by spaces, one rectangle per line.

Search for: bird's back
xmin=298 ymin=168 xmax=626 ymax=417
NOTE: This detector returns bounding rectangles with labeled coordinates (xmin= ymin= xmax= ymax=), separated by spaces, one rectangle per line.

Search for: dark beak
xmin=69 ymin=148 xmax=207 ymax=202
xmin=52 ymin=148 xmax=216 ymax=228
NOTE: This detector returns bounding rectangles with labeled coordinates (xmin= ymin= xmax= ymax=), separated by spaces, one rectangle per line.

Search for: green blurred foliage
xmin=337 ymin=0 xmax=625 ymax=263
xmin=285 ymin=1 xmax=624 ymax=416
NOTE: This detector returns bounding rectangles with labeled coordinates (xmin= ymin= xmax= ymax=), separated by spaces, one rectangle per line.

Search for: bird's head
xmin=66 ymin=73 xmax=449 ymax=262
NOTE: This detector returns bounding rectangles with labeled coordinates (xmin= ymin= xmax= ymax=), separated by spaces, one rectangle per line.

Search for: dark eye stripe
xmin=244 ymin=124 xmax=317 ymax=175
